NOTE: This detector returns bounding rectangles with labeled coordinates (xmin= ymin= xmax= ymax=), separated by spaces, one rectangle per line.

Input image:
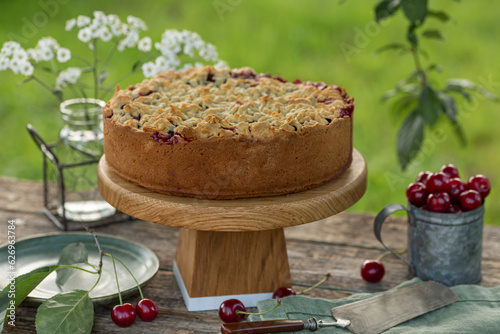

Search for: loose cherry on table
xmin=361 ymin=260 xmax=385 ymax=283
xmin=111 ymin=303 xmax=137 ymax=327
xmin=272 ymin=287 xmax=296 ymax=299
xmin=136 ymin=298 xmax=158 ymax=322
xmin=218 ymin=298 xmax=282 ymax=323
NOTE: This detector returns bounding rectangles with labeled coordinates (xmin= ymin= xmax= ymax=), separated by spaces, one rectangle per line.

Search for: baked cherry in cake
xmin=103 ymin=66 xmax=354 ymax=199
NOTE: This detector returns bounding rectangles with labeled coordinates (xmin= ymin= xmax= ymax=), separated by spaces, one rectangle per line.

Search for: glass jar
xmin=54 ymin=98 xmax=116 ymax=224
xmin=59 ymin=98 xmax=105 ymax=158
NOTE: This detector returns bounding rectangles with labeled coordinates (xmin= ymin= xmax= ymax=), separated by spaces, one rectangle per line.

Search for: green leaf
xmin=375 ymin=43 xmax=408 ymax=54
xmin=444 ymin=84 xmax=471 ymax=101
xmin=417 ymin=84 xmax=443 ymax=126
xmin=421 ymin=29 xmax=444 ymax=40
xmin=445 ymin=78 xmax=499 ymax=101
xmin=437 ymin=91 xmax=458 ymax=121
xmin=36 ymin=290 xmax=94 ymax=334
xmin=374 ymin=0 xmax=401 ymax=22
xmin=131 ymin=60 xmax=141 ymax=71
xmin=56 ymin=243 xmax=89 ymax=287
xmin=438 ymin=92 xmax=467 ymax=146
xmin=407 ymin=23 xmax=419 ymax=47
xmin=427 ymin=9 xmax=450 ymax=22
xmin=450 ymin=120 xmax=467 ymax=146
xmin=401 ymin=0 xmax=428 ymax=23
xmin=1 ymin=266 xmax=59 ymax=330
xmin=397 ymin=109 xmax=424 ymax=170
xmin=390 ymin=93 xmax=419 ymax=118
xmin=382 ymin=83 xmax=419 ymax=101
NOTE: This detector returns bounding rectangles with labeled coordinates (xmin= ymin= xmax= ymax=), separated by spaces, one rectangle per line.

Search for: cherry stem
xmin=87 ymin=228 xmax=104 ymax=272
xmin=297 ymin=273 xmax=331 ymax=295
xmin=236 ymin=299 xmax=281 ymax=316
xmin=109 ymin=254 xmax=123 ymax=305
xmin=377 ymin=249 xmax=407 ymax=262
xmin=105 ymin=253 xmax=145 ymax=300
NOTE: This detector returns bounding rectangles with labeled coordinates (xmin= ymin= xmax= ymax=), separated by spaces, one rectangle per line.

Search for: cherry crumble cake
xmin=103 ymin=66 xmax=354 ymax=199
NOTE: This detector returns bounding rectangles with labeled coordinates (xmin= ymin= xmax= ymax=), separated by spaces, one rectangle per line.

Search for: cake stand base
xmin=173 ymin=228 xmax=291 ymax=311
xmin=173 ymin=261 xmax=273 ymax=311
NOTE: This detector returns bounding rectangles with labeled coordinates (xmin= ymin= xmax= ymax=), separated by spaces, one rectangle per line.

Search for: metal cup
xmin=374 ymin=203 xmax=484 ymax=286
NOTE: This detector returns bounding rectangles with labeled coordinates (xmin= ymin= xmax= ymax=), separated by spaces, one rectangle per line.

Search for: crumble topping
xmin=104 ymin=66 xmax=354 ymax=142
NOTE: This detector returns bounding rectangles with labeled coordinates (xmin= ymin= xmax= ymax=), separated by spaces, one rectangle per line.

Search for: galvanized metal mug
xmin=374 ymin=203 xmax=484 ymax=286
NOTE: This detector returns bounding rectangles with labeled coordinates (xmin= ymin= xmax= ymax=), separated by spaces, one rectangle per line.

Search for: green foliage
xmin=35 ymin=290 xmax=94 ymax=334
xmin=56 ymin=243 xmax=89 ymax=287
xmin=375 ymin=0 xmax=497 ymax=170
xmin=0 ymin=266 xmax=59 ymax=331
xmin=0 ymin=243 xmax=99 ymax=334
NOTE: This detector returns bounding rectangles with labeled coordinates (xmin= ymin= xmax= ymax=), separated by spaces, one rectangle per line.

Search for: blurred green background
xmin=1 ymin=0 xmax=498 ymax=225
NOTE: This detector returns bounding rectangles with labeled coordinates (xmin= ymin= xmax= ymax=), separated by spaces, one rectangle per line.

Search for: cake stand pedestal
xmin=97 ymin=149 xmax=367 ymax=311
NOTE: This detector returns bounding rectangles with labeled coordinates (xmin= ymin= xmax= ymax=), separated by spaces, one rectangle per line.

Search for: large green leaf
xmin=445 ymin=78 xmax=499 ymax=101
xmin=374 ymin=0 xmax=401 ymax=22
xmin=35 ymin=290 xmax=94 ymax=334
xmin=401 ymin=0 xmax=428 ymax=23
xmin=438 ymin=92 xmax=467 ymax=146
xmin=397 ymin=110 xmax=424 ymax=170
xmin=1 ymin=266 xmax=59 ymax=331
xmin=56 ymin=243 xmax=89 ymax=287
xmin=417 ymin=84 xmax=443 ymax=126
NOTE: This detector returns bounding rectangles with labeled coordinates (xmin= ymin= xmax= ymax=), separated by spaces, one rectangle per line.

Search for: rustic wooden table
xmin=1 ymin=177 xmax=500 ymax=333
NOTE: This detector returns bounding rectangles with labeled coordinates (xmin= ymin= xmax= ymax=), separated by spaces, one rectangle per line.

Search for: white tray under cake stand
xmin=97 ymin=149 xmax=367 ymax=311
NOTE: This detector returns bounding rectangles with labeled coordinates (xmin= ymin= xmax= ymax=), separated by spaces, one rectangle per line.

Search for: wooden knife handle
xmin=221 ymin=319 xmax=305 ymax=334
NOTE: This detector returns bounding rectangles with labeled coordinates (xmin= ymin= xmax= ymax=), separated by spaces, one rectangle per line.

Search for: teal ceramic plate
xmin=0 ymin=232 xmax=159 ymax=304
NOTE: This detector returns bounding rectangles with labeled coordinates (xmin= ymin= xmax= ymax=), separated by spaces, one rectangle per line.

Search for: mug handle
xmin=373 ymin=203 xmax=416 ymax=275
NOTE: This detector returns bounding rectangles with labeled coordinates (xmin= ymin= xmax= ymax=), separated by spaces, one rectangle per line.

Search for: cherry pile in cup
xmin=406 ymin=164 xmax=490 ymax=213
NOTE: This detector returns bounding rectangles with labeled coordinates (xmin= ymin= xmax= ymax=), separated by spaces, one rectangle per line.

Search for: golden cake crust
xmin=103 ymin=66 xmax=354 ymax=199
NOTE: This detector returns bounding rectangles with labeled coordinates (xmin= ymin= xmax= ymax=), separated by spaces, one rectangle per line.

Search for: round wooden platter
xmin=97 ymin=149 xmax=367 ymax=232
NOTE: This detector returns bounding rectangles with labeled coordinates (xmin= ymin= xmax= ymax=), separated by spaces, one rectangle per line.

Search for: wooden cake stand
xmin=97 ymin=149 xmax=367 ymax=311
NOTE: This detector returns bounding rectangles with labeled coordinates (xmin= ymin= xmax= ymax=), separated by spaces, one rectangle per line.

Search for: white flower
xmin=98 ymin=26 xmax=113 ymax=42
xmin=142 ymin=62 xmax=158 ymax=78
xmin=93 ymin=11 xmax=108 ymax=26
xmin=19 ymin=61 xmax=34 ymax=76
xmin=65 ymin=18 xmax=76 ymax=31
xmin=214 ymin=60 xmax=229 ymax=70
xmin=0 ymin=56 xmax=10 ymax=71
xmin=127 ymin=16 xmax=147 ymax=31
xmin=77 ymin=15 xmax=91 ymax=28
xmin=56 ymin=47 xmax=71 ymax=63
xmin=118 ymin=30 xmax=139 ymax=51
xmin=12 ymin=49 xmax=28 ymax=62
xmin=107 ymin=14 xmax=120 ymax=25
xmin=78 ymin=28 xmax=92 ymax=43
xmin=37 ymin=37 xmax=59 ymax=50
xmin=26 ymin=48 xmax=40 ymax=62
xmin=56 ymin=67 xmax=82 ymax=88
xmin=1 ymin=41 xmax=21 ymax=57
xmin=38 ymin=47 xmax=54 ymax=61
xmin=137 ymin=37 xmax=152 ymax=52
xmin=9 ymin=58 xmax=21 ymax=74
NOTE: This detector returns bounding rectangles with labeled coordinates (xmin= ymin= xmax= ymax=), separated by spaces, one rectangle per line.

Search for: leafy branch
xmin=374 ymin=0 xmax=497 ymax=169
